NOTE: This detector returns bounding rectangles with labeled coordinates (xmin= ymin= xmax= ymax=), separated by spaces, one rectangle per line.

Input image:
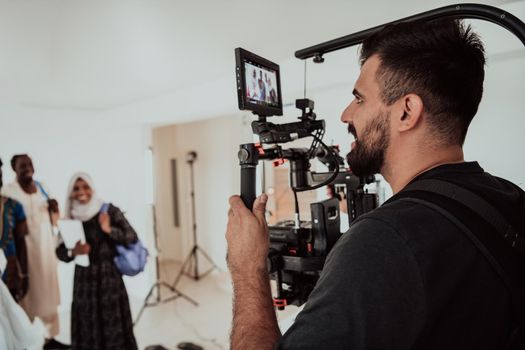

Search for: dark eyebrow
xmin=352 ymin=88 xmax=365 ymax=99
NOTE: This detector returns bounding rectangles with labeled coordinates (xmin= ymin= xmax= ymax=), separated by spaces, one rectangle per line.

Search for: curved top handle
xmin=295 ymin=3 xmax=525 ymax=60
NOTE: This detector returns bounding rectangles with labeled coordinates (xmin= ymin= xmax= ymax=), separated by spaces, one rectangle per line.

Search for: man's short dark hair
xmin=360 ymin=19 xmax=485 ymax=145
xmin=11 ymin=154 xmax=29 ymax=171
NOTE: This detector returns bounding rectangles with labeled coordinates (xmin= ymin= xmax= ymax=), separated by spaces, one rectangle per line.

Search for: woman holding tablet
xmin=56 ymin=172 xmax=138 ymax=350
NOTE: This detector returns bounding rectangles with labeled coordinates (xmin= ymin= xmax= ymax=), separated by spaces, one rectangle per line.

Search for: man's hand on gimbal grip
xmin=226 ymin=194 xmax=269 ymax=276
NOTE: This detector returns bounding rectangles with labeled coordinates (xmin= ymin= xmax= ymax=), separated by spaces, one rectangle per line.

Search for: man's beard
xmin=346 ymin=111 xmax=390 ymax=177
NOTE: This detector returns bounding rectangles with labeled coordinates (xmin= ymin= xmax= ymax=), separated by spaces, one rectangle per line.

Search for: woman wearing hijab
xmin=56 ymin=172 xmax=138 ymax=350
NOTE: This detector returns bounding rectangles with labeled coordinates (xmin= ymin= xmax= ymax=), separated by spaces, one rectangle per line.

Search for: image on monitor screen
xmin=244 ymin=62 xmax=279 ymax=108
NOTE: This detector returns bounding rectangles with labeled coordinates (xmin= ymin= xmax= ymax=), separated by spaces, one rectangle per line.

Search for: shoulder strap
xmin=100 ymin=203 xmax=109 ymax=214
xmin=394 ymin=180 xmax=525 ymax=349
xmin=34 ymin=181 xmax=50 ymax=200
xmin=403 ymin=179 xmax=525 ymax=257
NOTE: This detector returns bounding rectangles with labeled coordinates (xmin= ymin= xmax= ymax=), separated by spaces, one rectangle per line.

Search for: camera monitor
xmin=235 ymin=47 xmax=283 ymax=117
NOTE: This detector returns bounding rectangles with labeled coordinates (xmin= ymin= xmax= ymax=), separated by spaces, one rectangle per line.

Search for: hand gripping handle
xmin=238 ymin=144 xmax=259 ymax=209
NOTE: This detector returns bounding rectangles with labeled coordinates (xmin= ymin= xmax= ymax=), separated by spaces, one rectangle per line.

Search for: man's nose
xmin=340 ymin=103 xmax=354 ymax=123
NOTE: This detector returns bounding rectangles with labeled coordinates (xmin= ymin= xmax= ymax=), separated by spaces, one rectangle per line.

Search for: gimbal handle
xmin=238 ymin=143 xmax=259 ymax=209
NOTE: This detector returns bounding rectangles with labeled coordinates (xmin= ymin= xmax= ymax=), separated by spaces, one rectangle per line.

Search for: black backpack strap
xmin=404 ymin=179 xmax=525 ymax=256
xmin=392 ymin=179 xmax=525 ymax=349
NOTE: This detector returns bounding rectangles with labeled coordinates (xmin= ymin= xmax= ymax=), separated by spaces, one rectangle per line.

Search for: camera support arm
xmin=295 ymin=3 xmax=525 ymax=61
xmin=238 ymin=141 xmax=361 ymax=209
xmin=253 ymin=119 xmax=325 ymax=144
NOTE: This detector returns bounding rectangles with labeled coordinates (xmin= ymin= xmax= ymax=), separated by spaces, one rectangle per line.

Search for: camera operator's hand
xmin=226 ymin=194 xmax=269 ymax=276
xmin=226 ymin=193 xmax=281 ymax=349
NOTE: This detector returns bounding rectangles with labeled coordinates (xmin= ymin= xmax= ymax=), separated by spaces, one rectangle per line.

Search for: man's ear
xmin=396 ymin=94 xmax=424 ymax=132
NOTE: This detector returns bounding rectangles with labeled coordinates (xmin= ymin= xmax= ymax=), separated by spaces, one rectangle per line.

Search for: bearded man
xmin=225 ymin=19 xmax=525 ymax=350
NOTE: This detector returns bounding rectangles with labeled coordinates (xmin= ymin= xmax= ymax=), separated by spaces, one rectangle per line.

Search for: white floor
xmin=56 ymin=260 xmax=302 ymax=350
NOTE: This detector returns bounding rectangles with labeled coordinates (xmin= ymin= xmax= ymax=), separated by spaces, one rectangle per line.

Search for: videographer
xmin=226 ymin=18 xmax=525 ymax=349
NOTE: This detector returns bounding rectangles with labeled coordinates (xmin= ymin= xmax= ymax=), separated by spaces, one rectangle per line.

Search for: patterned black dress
xmin=56 ymin=204 xmax=138 ymax=350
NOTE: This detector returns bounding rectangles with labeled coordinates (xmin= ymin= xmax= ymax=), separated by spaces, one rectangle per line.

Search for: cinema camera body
xmin=235 ymin=47 xmax=377 ymax=309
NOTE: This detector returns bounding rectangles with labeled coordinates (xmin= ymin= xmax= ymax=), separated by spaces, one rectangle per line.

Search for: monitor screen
xmin=235 ymin=48 xmax=283 ymax=117
xmin=244 ymin=62 xmax=280 ymax=108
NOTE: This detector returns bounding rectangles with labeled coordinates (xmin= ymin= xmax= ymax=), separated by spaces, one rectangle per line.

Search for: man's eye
xmin=355 ymin=97 xmax=363 ymax=105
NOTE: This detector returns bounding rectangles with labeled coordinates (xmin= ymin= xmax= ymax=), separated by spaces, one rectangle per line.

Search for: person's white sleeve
xmin=0 ymin=280 xmax=45 ymax=350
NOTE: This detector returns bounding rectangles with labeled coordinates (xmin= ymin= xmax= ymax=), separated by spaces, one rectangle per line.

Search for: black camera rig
xmin=235 ymin=47 xmax=378 ymax=308
xmin=238 ymin=98 xmax=377 ymax=308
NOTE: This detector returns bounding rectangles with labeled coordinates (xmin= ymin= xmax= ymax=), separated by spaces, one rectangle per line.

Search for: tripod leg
xmin=133 ymin=282 xmax=158 ymax=326
xmin=195 ymin=245 xmax=221 ymax=270
xmin=162 ymin=283 xmax=199 ymax=306
xmin=193 ymin=245 xmax=199 ymax=280
xmin=176 ymin=291 xmax=199 ymax=306
xmin=186 ymin=246 xmax=198 ymax=280
xmin=172 ymin=248 xmax=195 ymax=287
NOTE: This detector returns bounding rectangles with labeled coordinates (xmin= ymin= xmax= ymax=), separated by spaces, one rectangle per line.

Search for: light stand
xmin=171 ymin=151 xmax=220 ymax=287
xmin=134 ymin=193 xmax=198 ymax=326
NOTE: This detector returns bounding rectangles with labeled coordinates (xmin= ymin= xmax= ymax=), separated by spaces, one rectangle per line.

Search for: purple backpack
xmin=101 ymin=203 xmax=148 ymax=276
xmin=114 ymin=240 xmax=148 ymax=276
